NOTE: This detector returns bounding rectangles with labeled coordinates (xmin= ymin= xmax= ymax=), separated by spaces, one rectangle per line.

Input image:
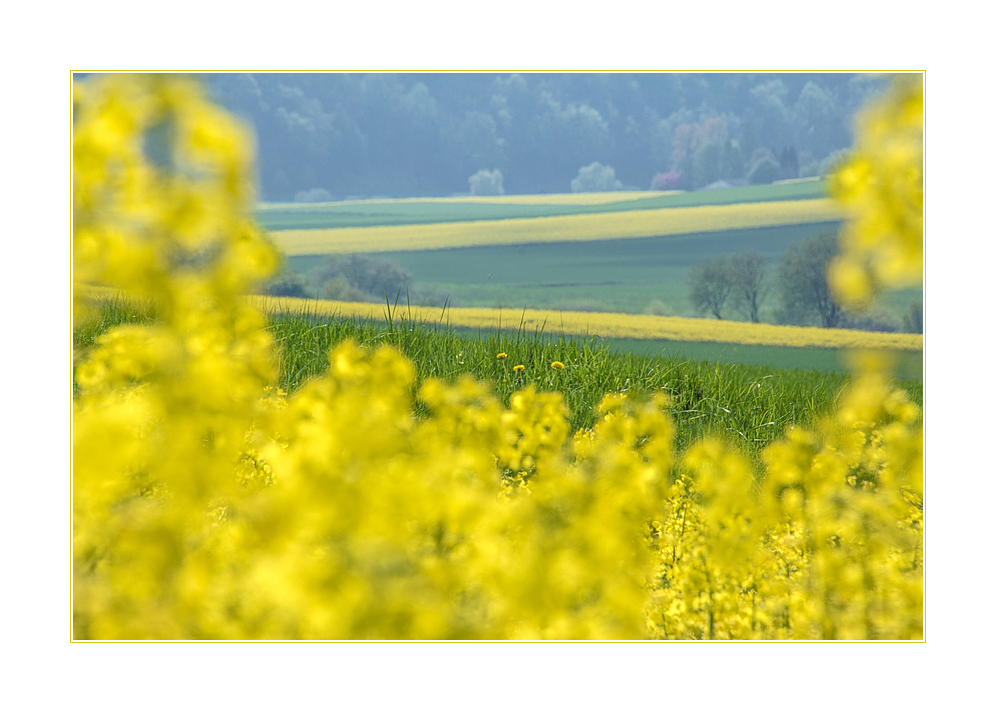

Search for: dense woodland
xmin=203 ymin=72 xmax=894 ymax=201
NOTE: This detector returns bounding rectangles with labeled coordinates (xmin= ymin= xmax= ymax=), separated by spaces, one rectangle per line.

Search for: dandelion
xmin=551 ymin=361 xmax=565 ymax=370
xmin=513 ymin=364 xmax=525 ymax=372
xmin=496 ymin=352 xmax=507 ymax=360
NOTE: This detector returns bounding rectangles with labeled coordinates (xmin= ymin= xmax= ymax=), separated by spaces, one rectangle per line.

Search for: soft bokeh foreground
xmin=72 ymin=75 xmax=922 ymax=639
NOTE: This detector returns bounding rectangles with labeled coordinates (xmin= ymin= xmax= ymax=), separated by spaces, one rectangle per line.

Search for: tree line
xmin=687 ymin=231 xmax=922 ymax=333
xmin=201 ymin=73 xmax=891 ymax=201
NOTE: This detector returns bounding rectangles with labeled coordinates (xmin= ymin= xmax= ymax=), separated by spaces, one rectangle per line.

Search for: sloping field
xmin=269 ymin=198 xmax=846 ymax=256
xmin=255 ymin=295 xmax=922 ymax=352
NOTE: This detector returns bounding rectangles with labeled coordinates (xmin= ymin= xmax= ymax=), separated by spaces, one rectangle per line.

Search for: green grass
xmin=74 ymin=295 xmax=922 ymax=465
xmin=266 ymin=308 xmax=919 ymax=462
xmin=256 ymin=180 xmax=830 ymax=231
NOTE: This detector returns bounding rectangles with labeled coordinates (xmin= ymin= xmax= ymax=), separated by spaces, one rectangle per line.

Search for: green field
xmin=597 ymin=336 xmax=923 ymax=382
xmin=257 ymin=180 xmax=830 ymax=231
xmin=286 ymin=221 xmax=848 ymax=316
xmin=271 ymin=180 xmax=921 ymax=376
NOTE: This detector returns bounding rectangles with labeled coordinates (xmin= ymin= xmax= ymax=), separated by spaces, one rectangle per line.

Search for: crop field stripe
xmin=268 ymin=198 xmax=847 ymax=256
xmin=258 ymin=190 xmax=667 ymax=209
xmin=254 ymin=295 xmax=922 ymax=352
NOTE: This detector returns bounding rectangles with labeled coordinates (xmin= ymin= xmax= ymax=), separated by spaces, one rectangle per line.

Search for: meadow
xmin=73 ymin=293 xmax=920 ymax=465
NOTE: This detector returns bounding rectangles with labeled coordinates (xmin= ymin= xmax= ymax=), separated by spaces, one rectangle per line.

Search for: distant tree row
xmin=200 ymin=73 xmax=891 ymax=201
xmin=687 ymin=232 xmax=922 ymax=333
xmin=260 ymin=255 xmax=454 ymax=308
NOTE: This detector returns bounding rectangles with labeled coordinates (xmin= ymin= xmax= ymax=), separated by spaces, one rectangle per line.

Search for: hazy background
xmin=202 ymin=72 xmax=894 ymax=201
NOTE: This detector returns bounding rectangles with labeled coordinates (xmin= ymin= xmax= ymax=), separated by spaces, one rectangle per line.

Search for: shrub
xmin=642 ymin=299 xmax=675 ymax=316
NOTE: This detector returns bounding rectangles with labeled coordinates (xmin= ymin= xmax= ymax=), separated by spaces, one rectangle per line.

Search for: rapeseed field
xmin=269 ymin=198 xmax=845 ymax=255
xmin=255 ymin=295 xmax=921 ymax=352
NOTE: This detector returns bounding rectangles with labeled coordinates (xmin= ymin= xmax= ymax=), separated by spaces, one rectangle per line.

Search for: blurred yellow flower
xmin=513 ymin=364 xmax=525 ymax=372
xmin=496 ymin=352 xmax=507 ymax=360
xmin=551 ymin=361 xmax=565 ymax=370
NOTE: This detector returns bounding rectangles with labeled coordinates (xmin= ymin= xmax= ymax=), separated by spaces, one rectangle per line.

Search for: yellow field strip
xmin=78 ymin=284 xmax=921 ymax=351
xmin=258 ymin=191 xmax=668 ymax=210
xmin=268 ymin=198 xmax=846 ymax=256
xmin=254 ymin=295 xmax=922 ymax=352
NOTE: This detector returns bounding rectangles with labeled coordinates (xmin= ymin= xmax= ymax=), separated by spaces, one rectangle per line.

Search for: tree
xmin=777 ymin=232 xmax=843 ymax=328
xmin=688 ymin=256 xmax=733 ymax=319
xmin=468 ymin=169 xmax=504 ymax=196
xmin=259 ymin=268 xmax=310 ymax=298
xmin=728 ymin=250 xmax=770 ymax=323
xmin=777 ymin=146 xmax=799 ymax=179
xmin=692 ymin=141 xmax=722 ymax=188
xmin=571 ymin=162 xmax=622 ymax=192
xmin=311 ymin=255 xmax=411 ymax=302
xmin=746 ymin=155 xmax=781 ymax=185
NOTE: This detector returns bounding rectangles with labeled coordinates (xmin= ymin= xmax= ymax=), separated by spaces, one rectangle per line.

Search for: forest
xmin=200 ymin=72 xmax=894 ymax=201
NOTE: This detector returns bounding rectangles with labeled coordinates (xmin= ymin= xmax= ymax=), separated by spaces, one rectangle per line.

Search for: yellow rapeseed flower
xmin=72 ymin=72 xmax=922 ymax=642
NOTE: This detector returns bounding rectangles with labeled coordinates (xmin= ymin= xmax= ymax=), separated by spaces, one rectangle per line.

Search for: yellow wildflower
xmin=551 ymin=361 xmax=565 ymax=370
xmin=513 ymin=364 xmax=525 ymax=372
xmin=496 ymin=352 xmax=507 ymax=360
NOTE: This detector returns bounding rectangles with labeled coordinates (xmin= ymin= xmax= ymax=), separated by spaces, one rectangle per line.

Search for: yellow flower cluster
xmin=73 ymin=74 xmax=922 ymax=640
xmin=649 ymin=361 xmax=922 ymax=639
xmin=829 ymin=74 xmax=923 ymax=309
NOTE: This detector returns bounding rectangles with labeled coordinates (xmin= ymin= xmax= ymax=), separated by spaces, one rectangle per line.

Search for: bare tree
xmin=688 ymin=256 xmax=733 ymax=319
xmin=728 ymin=250 xmax=770 ymax=323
